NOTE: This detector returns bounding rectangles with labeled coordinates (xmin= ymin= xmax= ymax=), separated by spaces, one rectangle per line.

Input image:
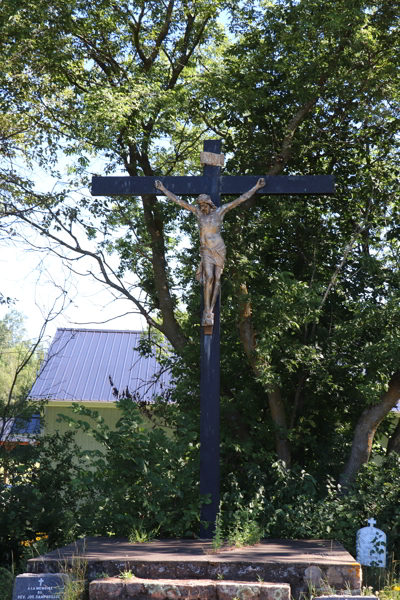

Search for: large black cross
xmin=92 ymin=139 xmax=334 ymax=538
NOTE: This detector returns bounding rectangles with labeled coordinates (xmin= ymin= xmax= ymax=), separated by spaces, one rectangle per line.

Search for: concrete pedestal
xmin=27 ymin=537 xmax=362 ymax=599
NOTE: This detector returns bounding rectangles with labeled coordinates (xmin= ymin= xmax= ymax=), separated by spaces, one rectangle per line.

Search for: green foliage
xmin=57 ymin=398 xmax=203 ymax=538
xmin=379 ymin=586 xmax=400 ymax=600
xmin=212 ymin=500 xmax=263 ymax=549
xmin=213 ymin=453 xmax=400 ymax=558
xmin=255 ymin=454 xmax=400 ymax=559
xmin=226 ymin=506 xmax=262 ymax=548
xmin=1 ymin=0 xmax=399 ymax=482
xmin=0 ymin=566 xmax=14 ymax=600
xmin=1 ymin=400 xmax=399 ymax=577
xmin=0 ymin=431 xmax=90 ymax=568
xmin=0 ymin=310 xmax=43 ymax=409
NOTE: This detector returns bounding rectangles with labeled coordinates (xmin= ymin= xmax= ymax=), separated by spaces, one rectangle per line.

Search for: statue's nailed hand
xmin=257 ymin=178 xmax=266 ymax=188
xmin=155 ymin=180 xmax=164 ymax=190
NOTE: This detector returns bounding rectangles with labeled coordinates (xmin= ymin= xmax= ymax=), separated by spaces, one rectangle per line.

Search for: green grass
xmin=362 ymin=560 xmax=400 ymax=599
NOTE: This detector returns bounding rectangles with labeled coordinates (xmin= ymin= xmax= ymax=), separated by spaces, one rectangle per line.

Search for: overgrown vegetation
xmin=2 ymin=400 xmax=400 ymax=568
xmin=60 ymin=557 xmax=86 ymax=600
xmin=1 ymin=0 xmax=400 ymax=596
xmin=1 ymin=402 xmax=400 ymax=597
xmin=0 ymin=567 xmax=14 ymax=600
xmin=211 ymin=503 xmax=263 ymax=550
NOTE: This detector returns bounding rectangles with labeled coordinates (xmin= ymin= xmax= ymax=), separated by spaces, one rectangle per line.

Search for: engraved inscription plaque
xmin=13 ymin=573 xmax=68 ymax=600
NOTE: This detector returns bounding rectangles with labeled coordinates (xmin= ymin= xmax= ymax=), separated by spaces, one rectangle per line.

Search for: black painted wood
xmin=199 ymin=139 xmax=221 ymax=539
xmin=221 ymin=174 xmax=334 ymax=195
xmin=92 ymin=174 xmax=334 ymax=197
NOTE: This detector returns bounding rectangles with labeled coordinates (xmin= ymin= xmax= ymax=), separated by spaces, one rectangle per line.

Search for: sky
xmin=1 ymin=156 xmax=146 ymax=344
xmin=0 ymin=245 xmax=146 ymax=343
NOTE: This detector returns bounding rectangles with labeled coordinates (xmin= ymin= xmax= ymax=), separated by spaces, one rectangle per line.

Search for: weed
xmin=19 ymin=535 xmax=50 ymax=573
xmin=211 ymin=503 xmax=262 ymax=551
xmin=60 ymin=556 xmax=87 ymax=600
xmin=120 ymin=570 xmax=135 ymax=579
xmin=226 ymin=506 xmax=262 ymax=548
xmin=128 ymin=526 xmax=159 ymax=544
xmin=299 ymin=577 xmax=336 ymax=600
xmin=362 ymin=558 xmax=400 ymax=599
xmin=94 ymin=572 xmax=110 ymax=579
xmin=212 ymin=508 xmax=224 ymax=550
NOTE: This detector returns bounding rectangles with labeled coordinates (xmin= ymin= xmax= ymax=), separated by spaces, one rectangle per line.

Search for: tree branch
xmin=340 ymin=371 xmax=400 ymax=489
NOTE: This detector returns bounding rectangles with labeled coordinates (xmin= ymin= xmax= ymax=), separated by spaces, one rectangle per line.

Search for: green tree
xmin=0 ymin=0 xmax=399 ymax=489
xmin=201 ymin=0 xmax=400 ymax=485
xmin=0 ymin=311 xmax=44 ymax=446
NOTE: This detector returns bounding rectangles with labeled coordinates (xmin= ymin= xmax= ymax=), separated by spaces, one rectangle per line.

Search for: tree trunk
xmin=141 ymin=193 xmax=187 ymax=352
xmin=387 ymin=418 xmax=400 ymax=455
xmin=268 ymin=385 xmax=291 ymax=467
xmin=237 ymin=283 xmax=291 ymax=466
xmin=340 ymin=371 xmax=400 ymax=488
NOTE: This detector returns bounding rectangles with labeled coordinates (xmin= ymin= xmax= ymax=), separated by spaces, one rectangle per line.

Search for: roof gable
xmin=29 ymin=328 xmax=172 ymax=403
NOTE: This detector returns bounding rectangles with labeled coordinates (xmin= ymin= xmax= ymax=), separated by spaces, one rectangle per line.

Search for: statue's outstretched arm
xmin=155 ymin=180 xmax=196 ymax=214
xmin=220 ymin=178 xmax=266 ymax=216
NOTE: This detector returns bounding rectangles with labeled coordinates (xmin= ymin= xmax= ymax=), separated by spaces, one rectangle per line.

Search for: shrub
xmin=57 ymin=398 xmax=204 ymax=538
xmin=0 ymin=431 xmax=90 ymax=569
xmin=0 ymin=567 xmax=14 ymax=600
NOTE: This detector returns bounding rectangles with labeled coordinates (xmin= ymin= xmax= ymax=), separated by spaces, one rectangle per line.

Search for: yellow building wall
xmin=43 ymin=402 xmax=165 ymax=455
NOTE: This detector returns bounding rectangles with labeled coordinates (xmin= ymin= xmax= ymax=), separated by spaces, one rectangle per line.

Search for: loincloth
xmin=196 ymin=242 xmax=226 ymax=284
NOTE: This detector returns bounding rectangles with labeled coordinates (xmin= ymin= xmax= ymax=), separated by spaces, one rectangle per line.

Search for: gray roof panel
xmin=29 ymin=328 xmax=172 ymax=403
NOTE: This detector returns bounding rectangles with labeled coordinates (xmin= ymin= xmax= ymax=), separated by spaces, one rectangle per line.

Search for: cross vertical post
xmin=199 ymin=139 xmax=221 ymax=538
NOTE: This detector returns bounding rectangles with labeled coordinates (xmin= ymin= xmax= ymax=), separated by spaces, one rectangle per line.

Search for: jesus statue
xmin=155 ymin=177 xmax=266 ymax=328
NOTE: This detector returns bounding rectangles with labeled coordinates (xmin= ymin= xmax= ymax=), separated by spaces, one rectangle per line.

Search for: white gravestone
xmin=12 ymin=573 xmax=69 ymax=600
xmin=356 ymin=518 xmax=387 ymax=567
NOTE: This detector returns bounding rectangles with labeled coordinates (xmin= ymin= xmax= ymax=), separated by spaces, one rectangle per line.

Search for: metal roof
xmin=29 ymin=328 xmax=172 ymax=403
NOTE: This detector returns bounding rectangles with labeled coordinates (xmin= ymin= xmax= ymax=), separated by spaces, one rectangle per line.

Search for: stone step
xmin=28 ymin=537 xmax=362 ymax=599
xmin=89 ymin=578 xmax=291 ymax=600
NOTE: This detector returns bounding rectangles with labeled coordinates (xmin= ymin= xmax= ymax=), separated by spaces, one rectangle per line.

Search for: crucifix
xmin=92 ymin=139 xmax=334 ymax=538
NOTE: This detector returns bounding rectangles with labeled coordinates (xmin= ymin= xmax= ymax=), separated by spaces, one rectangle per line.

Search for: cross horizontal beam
xmin=92 ymin=175 xmax=334 ymax=197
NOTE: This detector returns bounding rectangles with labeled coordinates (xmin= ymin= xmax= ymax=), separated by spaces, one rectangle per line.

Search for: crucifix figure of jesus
xmin=155 ymin=178 xmax=266 ymax=328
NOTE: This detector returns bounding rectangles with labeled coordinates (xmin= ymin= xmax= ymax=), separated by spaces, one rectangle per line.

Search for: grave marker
xmin=13 ymin=573 xmax=69 ymax=600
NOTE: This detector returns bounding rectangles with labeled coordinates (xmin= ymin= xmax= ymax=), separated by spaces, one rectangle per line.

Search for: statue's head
xmin=196 ymin=194 xmax=216 ymax=211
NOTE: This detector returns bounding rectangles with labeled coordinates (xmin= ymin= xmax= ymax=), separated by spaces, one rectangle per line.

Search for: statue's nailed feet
xmin=202 ymin=310 xmax=214 ymax=327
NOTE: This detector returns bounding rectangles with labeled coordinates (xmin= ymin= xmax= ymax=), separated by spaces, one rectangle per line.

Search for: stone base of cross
xmin=92 ymin=140 xmax=334 ymax=537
